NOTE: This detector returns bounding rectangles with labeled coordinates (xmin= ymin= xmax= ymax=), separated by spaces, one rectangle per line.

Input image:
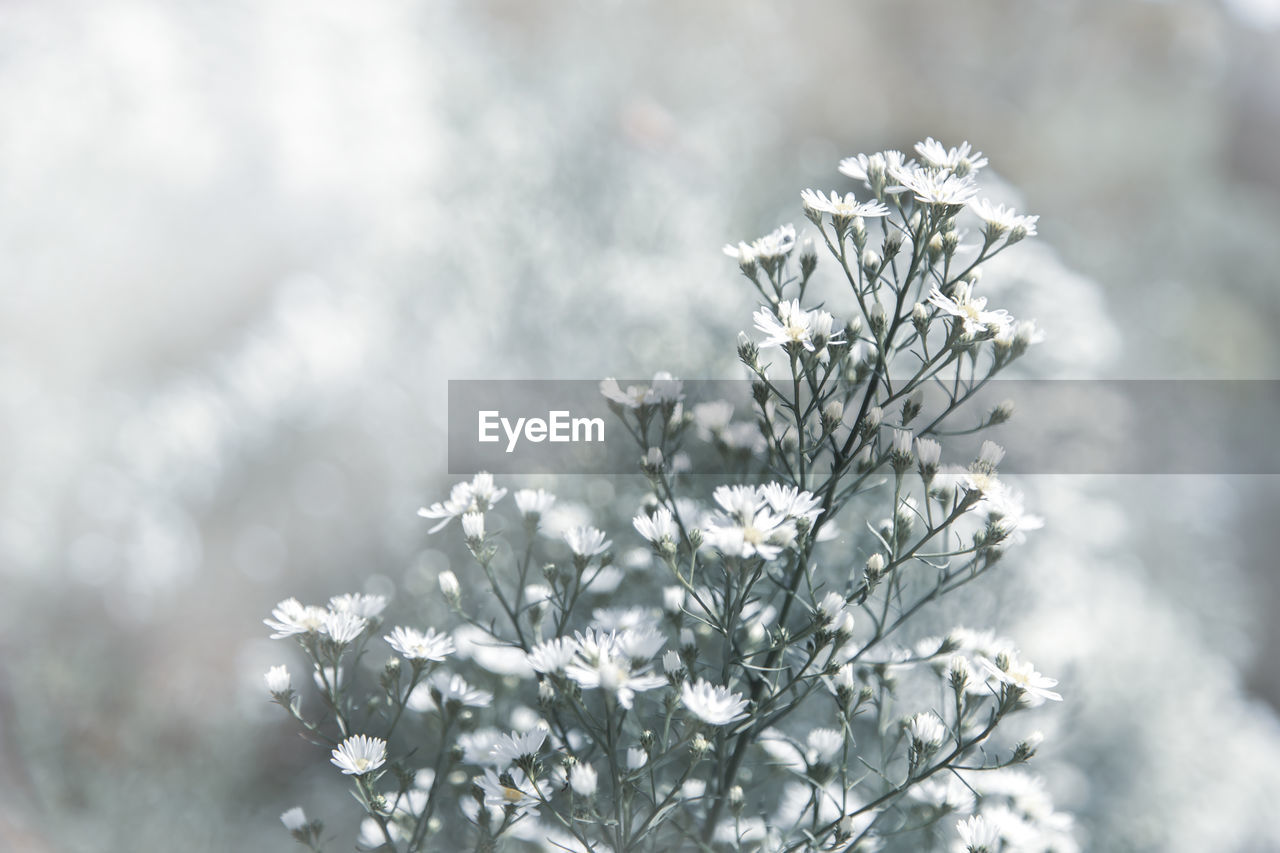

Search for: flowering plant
xmin=264 ymin=139 xmax=1073 ymax=852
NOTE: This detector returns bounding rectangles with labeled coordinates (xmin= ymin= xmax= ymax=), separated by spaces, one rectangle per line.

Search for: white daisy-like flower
xmin=800 ymin=189 xmax=890 ymax=220
xmin=723 ymin=223 xmax=796 ymax=264
xmin=438 ymin=571 xmax=460 ymax=600
xmin=806 ymin=728 xmax=844 ymax=764
xmin=692 ymin=400 xmax=735 ymax=436
xmin=753 ymin=299 xmax=843 ymax=352
xmin=914 ymin=138 xmax=988 ymax=177
xmin=568 ymin=762 xmax=598 ymax=797
xmin=978 ymin=655 xmax=1062 ymax=705
xmin=957 ymin=813 xmax=1002 ymax=853
xmin=759 ymin=483 xmax=824 ymax=526
xmin=264 ymin=598 xmax=329 ymax=639
xmin=476 ymin=767 xmax=543 ymax=817
xmin=565 ymin=628 xmax=665 ymax=709
xmin=662 ymin=649 xmax=683 ymax=675
xmin=330 ymin=734 xmax=387 ymax=776
xmin=264 ymin=665 xmax=291 ymax=695
xmin=280 ymin=807 xmax=307 ymax=832
xmin=928 ymin=283 xmax=1012 ymax=338
xmin=634 ymin=506 xmax=679 ymax=545
xmin=838 ymin=150 xmax=912 ymax=189
xmin=489 ymin=728 xmax=547 ymax=767
xmin=564 ymin=525 xmax=611 ymax=558
xmin=816 ymin=591 xmax=847 ymax=624
xmin=705 ymin=485 xmax=797 ymax=560
xmin=513 ymin=488 xmax=556 ymax=519
xmin=590 ymin=607 xmax=653 ymax=633
xmin=417 ymin=472 xmax=508 ymax=533
xmin=322 ymin=610 xmax=367 ymax=645
xmin=970 ymin=198 xmax=1038 ymax=240
xmin=328 ymin=593 xmax=388 ymax=619
xmin=915 ymin=437 xmax=942 ymax=470
xmin=526 ymin=637 xmax=577 ymax=675
xmin=599 ymin=371 xmax=684 ymax=410
xmin=681 ymin=679 xmax=749 ymax=726
xmin=892 ymin=167 xmax=980 ymax=207
xmin=461 ymin=511 xmax=485 ymax=540
xmin=384 ymin=626 xmax=456 ymax=662
xmin=908 ymin=712 xmax=946 ymax=749
xmin=432 ymin=672 xmax=493 ymax=707
xmin=614 ymin=625 xmax=667 ymax=662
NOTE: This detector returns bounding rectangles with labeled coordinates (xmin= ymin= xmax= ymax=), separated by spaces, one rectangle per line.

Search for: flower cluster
xmin=261 ymin=140 xmax=1071 ymax=853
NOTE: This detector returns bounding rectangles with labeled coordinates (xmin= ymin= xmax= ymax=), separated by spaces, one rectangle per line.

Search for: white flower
xmin=438 ymin=571 xmax=460 ymax=600
xmin=264 ymin=665 xmax=291 ymax=695
xmin=723 ymin=223 xmax=796 ymax=264
xmin=705 ymin=485 xmax=797 ymax=560
xmin=892 ymin=167 xmax=980 ymax=207
xmin=417 ymin=472 xmax=507 ymax=533
xmin=692 ymin=400 xmax=735 ymax=436
xmin=280 ymin=807 xmax=307 ymax=832
xmin=614 ymin=625 xmax=667 ymax=661
xmin=600 ymin=372 xmax=683 ymax=409
xmin=384 ymin=626 xmax=456 ymax=662
xmin=753 ymin=299 xmax=843 ymax=352
xmin=892 ymin=429 xmax=914 ymax=460
xmin=565 ymin=628 xmax=665 ymax=709
xmin=806 ymin=728 xmax=844 ymax=764
xmin=527 ymin=637 xmax=577 ymax=675
xmin=970 ymin=198 xmax=1038 ymax=240
xmin=908 ymin=712 xmax=946 ymax=749
xmin=330 ymin=735 xmax=386 ymax=776
xmin=759 ymin=483 xmax=824 ymax=526
xmin=422 ymin=670 xmax=493 ymax=709
xmin=626 ymin=748 xmax=648 ymax=770
xmin=663 ymin=586 xmax=685 ymax=613
xmin=916 ymin=437 xmax=942 ymax=471
xmin=977 ymin=440 xmax=1006 ymax=471
xmin=489 ymin=728 xmax=547 ymax=767
xmin=514 ymin=488 xmax=556 ymax=519
xmin=681 ymin=679 xmax=749 ymax=726
xmin=663 ymin=649 xmax=683 ymax=675
xmin=800 ymin=189 xmax=890 ymax=219
xmin=564 ymin=526 xmax=611 ymax=558
xmin=957 ymin=814 xmax=1002 ymax=853
xmin=816 ymin=591 xmax=846 ymax=624
xmin=476 ymin=767 xmax=543 ymax=817
xmin=568 ymin=762 xmax=598 ymax=797
xmin=838 ymin=150 xmax=912 ymax=190
xmin=978 ymin=655 xmax=1062 ymax=705
xmin=322 ymin=610 xmax=367 ymax=645
xmin=928 ymin=283 xmax=1012 ymax=338
xmin=634 ymin=506 xmax=679 ymax=545
xmin=264 ymin=598 xmax=328 ymax=638
xmin=328 ymin=593 xmax=388 ymax=619
xmin=461 ymin=511 xmax=485 ymax=540
xmin=914 ymin=138 xmax=988 ymax=177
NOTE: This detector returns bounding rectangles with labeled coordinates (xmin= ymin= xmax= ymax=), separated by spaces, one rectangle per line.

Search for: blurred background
xmin=2 ymin=0 xmax=1280 ymax=850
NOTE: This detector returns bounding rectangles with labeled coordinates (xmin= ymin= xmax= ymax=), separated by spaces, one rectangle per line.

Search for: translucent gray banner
xmin=447 ymin=380 xmax=1280 ymax=475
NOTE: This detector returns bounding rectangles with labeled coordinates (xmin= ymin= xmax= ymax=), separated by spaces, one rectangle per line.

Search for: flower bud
xmin=264 ymin=665 xmax=292 ymax=696
xmin=988 ymin=399 xmax=1015 ymax=426
xmin=799 ymin=238 xmax=818 ymax=279
xmin=861 ymin=406 xmax=883 ymax=436
xmin=438 ymin=571 xmax=461 ymax=604
xmin=864 ymin=553 xmax=886 ymax=586
xmin=860 ymin=248 xmax=881 ymax=276
xmin=912 ymin=302 xmax=931 ymax=336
